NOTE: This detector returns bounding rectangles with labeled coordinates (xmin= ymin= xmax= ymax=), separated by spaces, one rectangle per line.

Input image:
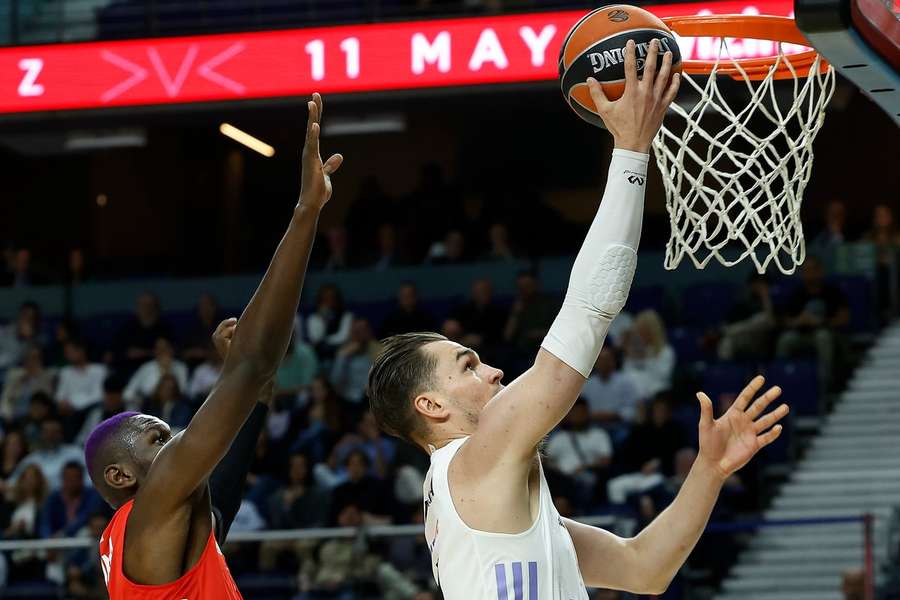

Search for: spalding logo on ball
xmin=559 ymin=4 xmax=683 ymax=128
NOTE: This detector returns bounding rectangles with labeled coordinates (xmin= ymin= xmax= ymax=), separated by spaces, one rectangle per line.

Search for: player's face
xmin=429 ymin=341 xmax=504 ymax=427
xmin=132 ymin=415 xmax=174 ymax=475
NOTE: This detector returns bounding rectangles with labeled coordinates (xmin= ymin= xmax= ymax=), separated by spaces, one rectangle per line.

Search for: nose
xmin=489 ymin=367 xmax=504 ymax=385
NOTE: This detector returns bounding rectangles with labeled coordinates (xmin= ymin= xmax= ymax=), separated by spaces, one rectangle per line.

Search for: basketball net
xmin=652 ymin=39 xmax=836 ymax=275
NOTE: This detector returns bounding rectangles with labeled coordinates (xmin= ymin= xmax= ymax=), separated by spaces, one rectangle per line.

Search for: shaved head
xmin=84 ymin=412 xmax=144 ymax=507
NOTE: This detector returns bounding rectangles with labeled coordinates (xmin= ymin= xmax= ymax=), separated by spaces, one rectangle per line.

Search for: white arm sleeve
xmin=541 ymin=149 xmax=648 ymax=378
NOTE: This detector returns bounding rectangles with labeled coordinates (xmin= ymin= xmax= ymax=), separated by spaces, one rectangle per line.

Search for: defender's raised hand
xmin=696 ymin=375 xmax=789 ymax=479
xmin=587 ymin=39 xmax=680 ymax=153
xmin=299 ymin=93 xmax=343 ymax=210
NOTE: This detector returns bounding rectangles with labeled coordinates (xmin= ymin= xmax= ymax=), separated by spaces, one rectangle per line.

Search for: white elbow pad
xmin=541 ymin=149 xmax=647 ymax=378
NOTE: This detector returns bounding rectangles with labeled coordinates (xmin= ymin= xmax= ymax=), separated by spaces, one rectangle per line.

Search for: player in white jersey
xmin=367 ymin=40 xmax=789 ymax=600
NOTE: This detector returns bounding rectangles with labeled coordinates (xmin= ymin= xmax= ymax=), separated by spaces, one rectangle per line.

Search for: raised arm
xmin=139 ymin=94 xmax=342 ymax=510
xmin=465 ymin=41 xmax=679 ymax=467
xmin=564 ymin=377 xmax=788 ymax=594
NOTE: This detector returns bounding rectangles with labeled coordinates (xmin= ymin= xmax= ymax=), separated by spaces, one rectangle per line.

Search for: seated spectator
xmin=504 ymin=270 xmax=558 ymax=370
xmin=380 ymin=282 xmax=436 ymax=337
xmin=292 ymin=375 xmax=347 ymax=464
xmin=621 ymin=310 xmax=676 ymax=400
xmin=276 ymin=334 xmax=319 ymax=398
xmin=305 ymin=284 xmax=354 ymax=361
xmin=43 ymin=318 xmax=78 ymax=368
xmin=0 ymin=301 xmax=43 ymax=371
xmin=76 ymin=376 xmax=127 ymax=445
xmin=64 ymin=511 xmax=109 ymax=600
xmin=0 ymin=248 xmax=37 ymax=288
xmin=371 ymin=223 xmax=408 ymax=271
xmin=180 ymin=293 xmax=222 ymax=367
xmin=187 ymin=342 xmax=223 ymax=401
xmin=1 ymin=346 xmax=56 ymax=424
xmin=776 ymin=256 xmax=849 ymax=389
xmin=321 ymin=225 xmax=356 ymax=271
xmin=863 ymin=204 xmax=900 ymax=321
xmin=39 ymin=462 xmax=103 ymax=538
xmin=66 ymin=248 xmax=89 ymax=286
xmin=484 ymin=223 xmax=519 ymax=261
xmin=21 ymin=392 xmax=54 ymax=449
xmin=606 ymin=395 xmax=687 ymax=504
xmin=717 ymin=273 xmax=776 ymax=361
xmin=330 ymin=318 xmax=381 ymax=406
xmin=1 ymin=464 xmax=46 ymax=580
xmin=112 ymin=292 xmax=173 ymax=372
xmin=329 ymin=450 xmax=394 ymax=524
xmin=318 ymin=410 xmax=396 ymax=487
xmin=811 ymin=198 xmax=848 ymax=255
xmin=141 ymin=373 xmax=194 ymax=431
xmin=267 ymin=453 xmax=330 ymax=530
xmin=451 ymin=278 xmax=508 ymax=355
xmin=55 ymin=339 xmax=107 ymax=424
xmin=426 ymin=229 xmax=468 ymax=265
xmin=0 ymin=430 xmax=28 ymax=494
xmin=10 ymin=417 xmax=85 ymax=491
xmin=581 ymin=347 xmax=642 ymax=426
xmin=545 ymin=399 xmax=613 ymax=507
xmin=123 ymin=337 xmax=189 ymax=408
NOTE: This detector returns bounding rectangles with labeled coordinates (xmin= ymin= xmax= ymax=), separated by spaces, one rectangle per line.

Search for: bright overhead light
xmin=324 ymin=114 xmax=406 ymax=136
xmin=219 ymin=123 xmax=275 ymax=157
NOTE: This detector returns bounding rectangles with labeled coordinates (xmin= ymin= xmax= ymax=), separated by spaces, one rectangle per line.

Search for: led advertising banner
xmin=0 ymin=0 xmax=795 ymax=114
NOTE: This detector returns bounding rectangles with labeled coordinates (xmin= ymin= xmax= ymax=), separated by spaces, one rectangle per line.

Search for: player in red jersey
xmin=84 ymin=93 xmax=342 ymax=599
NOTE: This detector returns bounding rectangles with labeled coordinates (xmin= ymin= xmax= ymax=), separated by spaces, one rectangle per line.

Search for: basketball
xmin=559 ymin=5 xmax=683 ymax=127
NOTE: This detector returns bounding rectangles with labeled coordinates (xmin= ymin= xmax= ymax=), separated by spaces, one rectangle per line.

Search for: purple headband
xmin=84 ymin=411 xmax=140 ymax=470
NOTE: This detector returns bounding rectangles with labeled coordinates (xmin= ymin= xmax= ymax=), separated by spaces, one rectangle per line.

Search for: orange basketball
xmin=559 ymin=5 xmax=683 ymax=127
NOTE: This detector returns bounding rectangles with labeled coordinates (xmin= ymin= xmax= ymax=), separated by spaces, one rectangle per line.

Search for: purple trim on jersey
xmin=528 ymin=561 xmax=538 ymax=599
xmin=84 ymin=411 xmax=140 ymax=468
xmin=495 ymin=564 xmax=508 ymax=600
xmin=512 ymin=562 xmax=523 ymax=600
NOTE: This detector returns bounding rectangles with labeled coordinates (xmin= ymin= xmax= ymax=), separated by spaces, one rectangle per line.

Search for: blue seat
xmin=698 ymin=362 xmax=754 ymax=403
xmin=681 ymin=282 xmax=736 ymax=327
xmin=669 ymin=326 xmax=706 ymax=364
xmin=624 ymin=284 xmax=670 ymax=319
xmin=765 ymin=359 xmax=819 ymax=417
xmin=830 ymin=275 xmax=875 ymax=333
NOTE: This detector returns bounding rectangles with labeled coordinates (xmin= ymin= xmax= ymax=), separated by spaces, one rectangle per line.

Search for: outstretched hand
xmin=299 ymin=93 xmax=343 ymax=210
xmin=696 ymin=375 xmax=789 ymax=480
xmin=587 ymin=39 xmax=680 ymax=153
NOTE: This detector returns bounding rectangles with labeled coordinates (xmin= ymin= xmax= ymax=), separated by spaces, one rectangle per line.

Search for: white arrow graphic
xmin=100 ymin=50 xmax=148 ymax=102
xmin=147 ymin=44 xmax=198 ymax=97
xmin=197 ymin=42 xmax=247 ymax=94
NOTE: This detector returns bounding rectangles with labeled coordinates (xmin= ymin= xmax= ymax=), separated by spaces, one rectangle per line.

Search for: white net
xmin=652 ymin=39 xmax=837 ymax=274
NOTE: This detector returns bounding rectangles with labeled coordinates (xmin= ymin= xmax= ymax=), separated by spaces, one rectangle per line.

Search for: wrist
xmin=294 ymin=202 xmax=322 ymax=220
xmin=694 ymin=455 xmax=729 ymax=486
xmin=613 ymin=139 xmax=651 ymax=154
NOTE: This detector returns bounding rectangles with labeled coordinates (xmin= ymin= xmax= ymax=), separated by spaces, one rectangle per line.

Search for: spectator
xmin=545 ymin=399 xmax=613 ymax=506
xmin=276 ymin=334 xmax=319 ymax=397
xmin=187 ymin=341 xmax=223 ymax=401
xmin=381 ymin=283 xmax=436 ymax=337
xmin=66 ymin=248 xmax=89 ymax=286
xmin=329 ymin=450 xmax=394 ymax=524
xmin=426 ymin=229 xmax=468 ymax=265
xmin=776 ymin=256 xmax=849 ymax=389
xmin=2 ymin=249 xmax=35 ymax=288
xmin=181 ymin=293 xmax=221 ymax=367
xmin=123 ymin=337 xmax=189 ymax=408
xmin=322 ymin=226 xmax=354 ymax=271
xmin=503 ymin=270 xmax=557 ymax=361
xmin=606 ymin=395 xmax=687 ymax=504
xmin=1 ymin=346 xmax=56 ymax=424
xmin=451 ymin=278 xmax=508 ymax=354
xmin=717 ymin=273 xmax=776 ymax=361
xmin=811 ymin=199 xmax=847 ymax=255
xmin=484 ymin=223 xmax=518 ymax=261
xmin=306 ymin=284 xmax=354 ymax=361
xmin=141 ymin=373 xmax=193 ymax=431
xmin=21 ymin=392 xmax=54 ymax=449
xmin=9 ymin=417 xmax=85 ymax=491
xmin=331 ymin=318 xmax=381 ymax=405
xmin=39 ymin=462 xmax=103 ymax=538
xmin=0 ymin=430 xmax=28 ymax=494
xmin=1 ymin=464 xmax=46 ymax=580
xmin=621 ymin=310 xmax=676 ymax=400
xmin=292 ymin=375 xmax=346 ymax=464
xmin=581 ymin=347 xmax=642 ymax=425
xmin=0 ymin=301 xmax=43 ymax=371
xmin=863 ymin=204 xmax=900 ymax=320
xmin=44 ymin=318 xmax=78 ymax=368
xmin=112 ymin=292 xmax=173 ymax=371
xmin=440 ymin=318 xmax=465 ymax=343
xmin=55 ymin=339 xmax=107 ymax=420
xmin=64 ymin=512 xmax=109 ymax=600
xmin=372 ymin=223 xmax=408 ymax=271
xmin=76 ymin=376 xmax=127 ymax=445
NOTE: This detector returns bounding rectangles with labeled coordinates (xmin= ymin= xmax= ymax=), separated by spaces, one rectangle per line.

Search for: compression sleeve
xmin=540 ymin=149 xmax=648 ymax=378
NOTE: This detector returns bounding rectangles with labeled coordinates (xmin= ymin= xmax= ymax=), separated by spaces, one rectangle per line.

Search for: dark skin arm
xmin=124 ymin=94 xmax=342 ymax=585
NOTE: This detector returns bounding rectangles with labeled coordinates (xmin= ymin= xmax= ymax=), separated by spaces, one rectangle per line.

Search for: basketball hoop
xmin=653 ymin=14 xmax=836 ymax=275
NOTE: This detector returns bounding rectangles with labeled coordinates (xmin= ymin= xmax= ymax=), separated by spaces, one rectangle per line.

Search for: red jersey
xmin=99 ymin=499 xmax=243 ymax=600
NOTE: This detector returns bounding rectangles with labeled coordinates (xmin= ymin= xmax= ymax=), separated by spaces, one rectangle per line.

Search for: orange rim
xmin=662 ymin=15 xmax=831 ymax=80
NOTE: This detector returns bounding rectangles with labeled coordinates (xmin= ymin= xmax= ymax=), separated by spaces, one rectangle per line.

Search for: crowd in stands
xmin=0 ymin=197 xmax=895 ymax=599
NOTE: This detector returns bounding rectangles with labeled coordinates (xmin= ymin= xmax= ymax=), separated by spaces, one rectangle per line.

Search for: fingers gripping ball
xmin=559 ymin=5 xmax=683 ymax=127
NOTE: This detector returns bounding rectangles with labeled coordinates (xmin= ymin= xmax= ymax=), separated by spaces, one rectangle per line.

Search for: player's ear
xmin=414 ymin=392 xmax=450 ymax=423
xmin=104 ymin=463 xmax=137 ymax=491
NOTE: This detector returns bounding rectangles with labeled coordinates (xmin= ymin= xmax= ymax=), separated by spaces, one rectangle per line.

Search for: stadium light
xmin=219 ymin=123 xmax=275 ymax=157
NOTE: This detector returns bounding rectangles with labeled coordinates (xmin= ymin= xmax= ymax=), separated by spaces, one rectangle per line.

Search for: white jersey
xmin=424 ymin=437 xmax=589 ymax=600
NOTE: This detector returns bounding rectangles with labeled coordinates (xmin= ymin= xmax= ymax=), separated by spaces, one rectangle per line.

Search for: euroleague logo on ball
xmin=607 ymin=9 xmax=629 ymax=22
